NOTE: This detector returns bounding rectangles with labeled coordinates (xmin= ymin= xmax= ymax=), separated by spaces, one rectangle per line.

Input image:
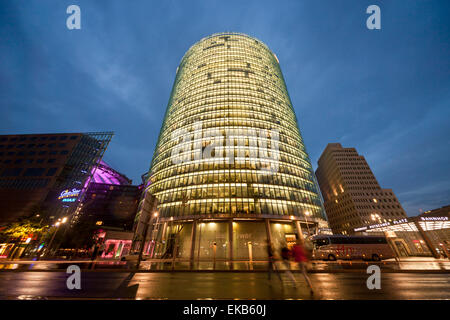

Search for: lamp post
xmin=149 ymin=212 xmax=159 ymax=259
xmin=44 ymin=217 xmax=67 ymax=258
xmin=304 ymin=210 xmax=312 ymax=238
xmin=136 ymin=211 xmax=158 ymax=269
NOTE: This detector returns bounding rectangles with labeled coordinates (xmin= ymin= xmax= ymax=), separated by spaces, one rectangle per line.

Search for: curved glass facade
xmin=149 ymin=33 xmax=325 ymax=220
xmin=137 ymin=33 xmax=327 ymax=261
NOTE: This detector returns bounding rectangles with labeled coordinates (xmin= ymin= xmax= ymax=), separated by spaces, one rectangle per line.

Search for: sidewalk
xmin=0 ymin=257 xmax=449 ymax=272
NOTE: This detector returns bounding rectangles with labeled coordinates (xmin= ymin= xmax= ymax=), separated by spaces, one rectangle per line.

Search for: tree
xmin=0 ymin=218 xmax=48 ymax=243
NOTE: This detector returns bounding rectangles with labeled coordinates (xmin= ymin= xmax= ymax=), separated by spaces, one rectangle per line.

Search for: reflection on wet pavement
xmin=0 ymin=258 xmax=449 ymax=271
xmin=0 ymin=271 xmax=448 ymax=300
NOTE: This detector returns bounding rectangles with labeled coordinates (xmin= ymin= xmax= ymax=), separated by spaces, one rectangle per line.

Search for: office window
xmin=23 ymin=168 xmax=46 ymax=176
xmin=1 ymin=168 xmax=23 ymax=177
xmin=46 ymin=168 xmax=58 ymax=176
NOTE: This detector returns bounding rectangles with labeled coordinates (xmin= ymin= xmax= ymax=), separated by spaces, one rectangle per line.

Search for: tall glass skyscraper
xmin=135 ymin=33 xmax=328 ymax=262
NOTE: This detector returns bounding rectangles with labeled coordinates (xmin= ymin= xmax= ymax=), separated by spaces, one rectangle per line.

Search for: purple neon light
xmin=91 ymin=161 xmax=130 ymax=185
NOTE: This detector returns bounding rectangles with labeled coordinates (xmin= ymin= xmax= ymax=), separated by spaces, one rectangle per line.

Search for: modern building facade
xmin=78 ymin=161 xmax=142 ymax=230
xmin=0 ymin=132 xmax=113 ymax=259
xmin=77 ymin=161 xmax=143 ymax=259
xmin=315 ymin=143 xmax=407 ymax=235
xmin=0 ymin=132 xmax=113 ymax=224
xmin=135 ymin=33 xmax=328 ymax=262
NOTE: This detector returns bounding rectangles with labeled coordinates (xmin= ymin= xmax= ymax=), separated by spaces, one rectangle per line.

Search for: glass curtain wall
xmin=139 ymin=33 xmax=327 ymax=262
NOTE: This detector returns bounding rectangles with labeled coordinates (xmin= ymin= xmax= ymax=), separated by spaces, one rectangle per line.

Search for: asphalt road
xmin=1 ymin=257 xmax=449 ymax=271
xmin=0 ymin=271 xmax=448 ymax=300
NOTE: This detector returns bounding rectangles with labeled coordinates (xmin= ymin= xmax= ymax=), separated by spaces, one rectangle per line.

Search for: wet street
xmin=1 ymin=257 xmax=449 ymax=272
xmin=0 ymin=271 xmax=448 ymax=300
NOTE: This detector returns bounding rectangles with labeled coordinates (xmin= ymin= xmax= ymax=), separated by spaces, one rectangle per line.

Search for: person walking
xmin=98 ymin=240 xmax=106 ymax=259
xmin=292 ymin=239 xmax=314 ymax=295
xmin=281 ymin=246 xmax=297 ymax=286
xmin=91 ymin=243 xmax=99 ymax=261
xmin=267 ymin=241 xmax=282 ymax=282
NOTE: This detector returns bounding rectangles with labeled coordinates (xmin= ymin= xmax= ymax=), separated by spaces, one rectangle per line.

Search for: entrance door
xmin=394 ymin=240 xmax=409 ymax=257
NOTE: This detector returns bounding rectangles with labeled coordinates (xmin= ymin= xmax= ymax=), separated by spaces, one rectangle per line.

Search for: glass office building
xmin=136 ymin=33 xmax=327 ymax=262
xmin=0 ymin=132 xmax=113 ymax=223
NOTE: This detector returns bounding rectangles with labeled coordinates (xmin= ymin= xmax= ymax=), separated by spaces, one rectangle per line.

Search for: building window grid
xmin=148 ymin=34 xmax=324 ymax=220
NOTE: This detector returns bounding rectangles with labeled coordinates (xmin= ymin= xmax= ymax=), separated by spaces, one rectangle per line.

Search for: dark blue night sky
xmin=1 ymin=1 xmax=449 ymax=216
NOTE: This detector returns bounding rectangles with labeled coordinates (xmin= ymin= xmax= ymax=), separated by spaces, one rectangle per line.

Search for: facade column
xmin=414 ymin=220 xmax=440 ymax=258
xmin=189 ymin=220 xmax=197 ymax=268
xmin=265 ymin=218 xmax=273 ymax=244
xmin=295 ymin=220 xmax=305 ymax=242
xmin=159 ymin=221 xmax=168 ymax=257
xmin=228 ymin=219 xmax=233 ymax=269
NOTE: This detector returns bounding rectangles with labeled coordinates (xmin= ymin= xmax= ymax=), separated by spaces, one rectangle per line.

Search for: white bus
xmin=311 ymin=235 xmax=395 ymax=261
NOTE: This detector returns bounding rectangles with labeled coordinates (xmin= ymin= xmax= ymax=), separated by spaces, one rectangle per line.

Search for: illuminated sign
xmin=369 ymin=222 xmax=390 ymax=229
xmin=354 ymin=227 xmax=367 ymax=232
xmin=420 ymin=216 xmax=448 ymax=221
xmin=58 ymin=188 xmax=80 ymax=202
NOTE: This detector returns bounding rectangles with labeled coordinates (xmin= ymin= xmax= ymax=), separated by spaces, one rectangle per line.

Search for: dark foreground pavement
xmin=0 ymin=271 xmax=448 ymax=300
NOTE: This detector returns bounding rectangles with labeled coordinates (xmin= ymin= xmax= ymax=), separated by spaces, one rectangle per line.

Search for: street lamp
xmin=304 ymin=210 xmax=312 ymax=237
xmin=44 ymin=217 xmax=67 ymax=258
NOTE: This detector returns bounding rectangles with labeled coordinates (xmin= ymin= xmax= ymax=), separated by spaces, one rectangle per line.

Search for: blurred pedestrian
xmin=267 ymin=240 xmax=282 ymax=282
xmin=281 ymin=246 xmax=297 ymax=286
xmin=91 ymin=243 xmax=99 ymax=261
xmin=292 ymin=239 xmax=314 ymax=295
xmin=98 ymin=240 xmax=106 ymax=258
